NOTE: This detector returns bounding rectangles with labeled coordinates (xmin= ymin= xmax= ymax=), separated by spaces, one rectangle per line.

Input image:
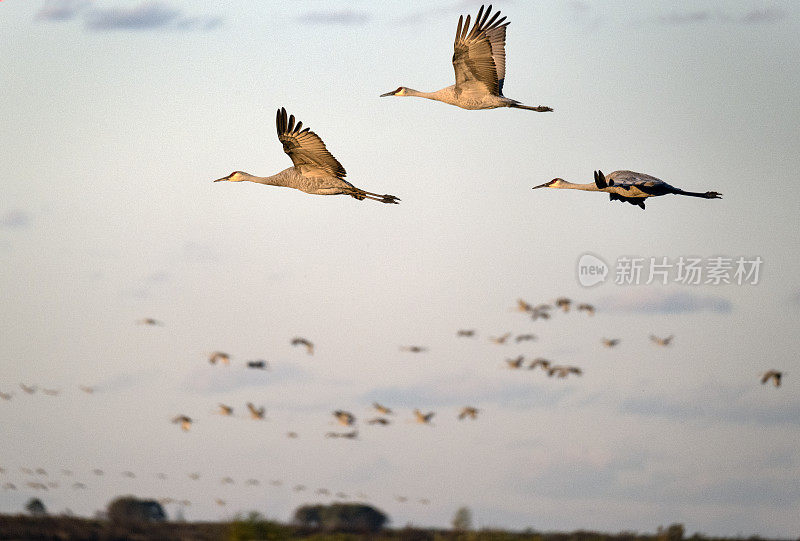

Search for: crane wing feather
xmin=452 ymin=5 xmax=509 ymax=96
xmin=276 ymin=107 xmax=346 ymax=179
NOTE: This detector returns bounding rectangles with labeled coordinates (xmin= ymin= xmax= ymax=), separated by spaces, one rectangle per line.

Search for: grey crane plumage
xmin=215 ymin=108 xmax=399 ymax=203
xmin=381 ymin=5 xmax=551 ymax=112
xmin=534 ymin=170 xmax=722 ymax=209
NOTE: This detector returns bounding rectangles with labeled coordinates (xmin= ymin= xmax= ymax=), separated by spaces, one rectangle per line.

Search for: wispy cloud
xmin=622 ymin=385 xmax=800 ymax=427
xmin=183 ymin=363 xmax=311 ymax=394
xmin=84 ymin=2 xmax=181 ymax=30
xmin=36 ymin=0 xmax=90 ymax=21
xmin=655 ymin=6 xmax=786 ymax=26
xmin=35 ymin=1 xmax=222 ymax=32
xmin=598 ymin=290 xmax=732 ymax=314
xmin=742 ymin=7 xmax=787 ymax=24
xmin=658 ymin=10 xmax=712 ymax=25
xmin=297 ymin=9 xmax=370 ymax=26
xmin=0 ymin=209 xmax=32 ymax=230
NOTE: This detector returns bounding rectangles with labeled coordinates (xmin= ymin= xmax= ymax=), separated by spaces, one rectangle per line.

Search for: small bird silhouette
xmin=333 ymin=410 xmax=355 ymax=426
xmin=458 ymin=407 xmax=480 ymax=420
xmin=555 ymin=297 xmax=572 ymax=312
xmin=217 ymin=404 xmax=234 ymax=416
xmin=246 ymin=360 xmax=269 ymax=370
xmin=528 ymin=358 xmax=551 ymax=371
xmin=19 ymin=383 xmax=37 ymax=394
xmin=602 ymin=338 xmax=620 ymax=348
xmin=490 ymin=333 xmax=512 ymax=344
xmin=760 ymin=370 xmax=783 ymax=387
xmin=247 ymin=402 xmax=266 ymax=420
xmin=291 ymin=337 xmax=314 ymax=355
xmin=137 ymin=318 xmax=163 ymax=326
xmin=209 ymin=351 xmax=231 ymax=365
xmin=457 ymin=329 xmax=476 ymax=337
xmin=650 ymin=335 xmax=674 ymax=346
xmin=577 ymin=303 xmax=595 ymax=315
xmin=0 ymin=391 xmax=12 ymax=400
xmin=505 ymin=355 xmax=525 ymax=369
xmin=400 ymin=345 xmax=427 ymax=353
xmin=413 ymin=409 xmax=435 ymax=424
xmin=515 ymin=334 xmax=537 ymax=342
xmin=367 ymin=417 xmax=391 ymax=425
xmin=172 ymin=415 xmax=193 ymax=431
xmin=372 ymin=402 xmax=393 ymax=415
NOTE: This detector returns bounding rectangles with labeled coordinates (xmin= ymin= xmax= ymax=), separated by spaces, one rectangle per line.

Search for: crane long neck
xmin=405 ymin=87 xmax=450 ymax=101
xmin=240 ymin=170 xmax=294 ymax=188
xmin=561 ymin=181 xmax=602 ymax=192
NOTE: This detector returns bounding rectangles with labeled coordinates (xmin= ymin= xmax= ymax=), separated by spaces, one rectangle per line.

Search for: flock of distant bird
xmin=214 ymin=5 xmax=722 ymax=210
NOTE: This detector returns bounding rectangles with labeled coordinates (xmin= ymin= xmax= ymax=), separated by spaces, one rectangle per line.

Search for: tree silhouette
xmin=293 ymin=503 xmax=388 ymax=532
xmin=24 ymin=498 xmax=47 ymax=517
xmin=452 ymin=506 xmax=473 ymax=531
xmin=107 ymin=496 xmax=166 ymax=524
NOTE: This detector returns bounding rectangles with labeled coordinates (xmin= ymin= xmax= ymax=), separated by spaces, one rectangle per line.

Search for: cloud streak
xmin=35 ymin=1 xmax=222 ymax=32
xmin=655 ymin=7 xmax=786 ymax=26
xmin=0 ymin=210 xmax=32 ymax=230
xmin=297 ymin=9 xmax=370 ymax=26
xmin=598 ymin=290 xmax=732 ymax=314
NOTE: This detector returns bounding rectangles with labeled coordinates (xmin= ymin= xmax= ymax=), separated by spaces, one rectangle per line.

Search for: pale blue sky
xmin=1 ymin=0 xmax=799 ymax=535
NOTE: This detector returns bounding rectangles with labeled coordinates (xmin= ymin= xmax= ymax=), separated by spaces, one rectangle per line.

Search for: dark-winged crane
xmin=533 ymin=170 xmax=722 ymax=209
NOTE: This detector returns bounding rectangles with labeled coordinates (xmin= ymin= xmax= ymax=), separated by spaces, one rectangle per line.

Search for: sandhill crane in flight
xmin=2 ymin=483 xmax=16 ymax=490
xmin=215 ymin=108 xmax=400 ymax=204
xmin=172 ymin=415 xmax=193 ymax=431
xmin=287 ymin=431 xmax=299 ymax=439
xmin=42 ymin=388 xmax=60 ymax=396
xmin=602 ymin=338 xmax=620 ymax=348
xmin=72 ymin=482 xmax=86 ymax=490
xmin=188 ymin=472 xmax=201 ymax=480
xmin=209 ymin=351 xmax=230 ymax=365
xmin=516 ymin=299 xmax=534 ymax=313
xmin=0 ymin=391 xmax=12 ymax=400
xmin=79 ymin=385 xmax=94 ymax=394
xmin=533 ymin=170 xmax=722 ymax=209
xmin=333 ymin=410 xmax=355 ymax=426
xmin=515 ymin=333 xmax=537 ymax=342
xmin=215 ymin=498 xmax=226 ymax=506
xmin=457 ymin=329 xmax=476 ymax=337
xmin=531 ymin=307 xmax=551 ymax=320
xmin=505 ymin=356 xmax=525 ymax=369
xmin=121 ymin=471 xmax=136 ymax=478
xmin=92 ymin=469 xmax=104 ymax=476
xmin=19 ymin=383 xmax=36 ymax=394
xmin=650 ymin=334 xmax=674 ymax=346
xmin=400 ymin=345 xmax=427 ymax=353
xmin=555 ymin=297 xmax=571 ymax=312
xmin=381 ymin=5 xmax=552 ymax=112
xmin=246 ymin=360 xmax=269 ymax=370
xmin=221 ymin=477 xmax=235 ymax=485
xmin=548 ymin=365 xmax=582 ymax=378
xmin=137 ymin=318 xmax=163 ymax=326
xmin=490 ymin=332 xmax=512 ymax=344
xmin=761 ymin=370 xmax=783 ymax=387
xmin=373 ymin=402 xmax=393 ymax=415
xmin=458 ymin=407 xmax=480 ymax=420
xmin=368 ymin=417 xmax=391 ymax=425
xmin=291 ymin=337 xmax=314 ymax=355
xmin=217 ymin=403 xmax=234 ymax=416
xmin=528 ymin=358 xmax=551 ymax=371
xmin=413 ymin=409 xmax=435 ymax=424
xmin=247 ymin=402 xmax=266 ymax=420
xmin=245 ymin=478 xmax=260 ymax=486
xmin=577 ymin=303 xmax=595 ymax=315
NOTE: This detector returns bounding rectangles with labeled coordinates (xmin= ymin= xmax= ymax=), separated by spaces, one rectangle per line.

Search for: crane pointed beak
xmin=213 ymin=176 xmax=227 ymax=182
xmin=380 ymin=90 xmax=398 ymax=97
xmin=532 ymin=181 xmax=551 ymax=190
